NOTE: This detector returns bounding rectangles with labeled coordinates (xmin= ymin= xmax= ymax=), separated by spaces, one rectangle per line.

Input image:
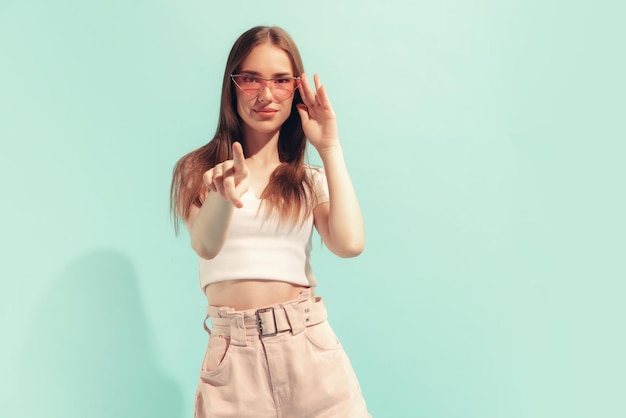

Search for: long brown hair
xmin=170 ymin=26 xmax=316 ymax=234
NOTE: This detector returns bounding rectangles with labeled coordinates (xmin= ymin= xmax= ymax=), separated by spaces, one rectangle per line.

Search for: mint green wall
xmin=1 ymin=1 xmax=624 ymax=417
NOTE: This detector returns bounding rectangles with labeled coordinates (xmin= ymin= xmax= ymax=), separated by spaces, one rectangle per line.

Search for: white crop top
xmin=198 ymin=167 xmax=329 ymax=291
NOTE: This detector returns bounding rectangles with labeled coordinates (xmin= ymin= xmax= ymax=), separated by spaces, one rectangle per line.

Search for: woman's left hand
xmin=297 ymin=73 xmax=340 ymax=153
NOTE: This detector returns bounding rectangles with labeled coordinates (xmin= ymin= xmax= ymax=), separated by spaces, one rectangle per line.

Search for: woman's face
xmin=234 ymin=42 xmax=297 ymax=138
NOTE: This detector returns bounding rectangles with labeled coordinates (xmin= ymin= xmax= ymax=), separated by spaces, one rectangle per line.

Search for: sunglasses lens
xmin=233 ymin=76 xmax=298 ymax=102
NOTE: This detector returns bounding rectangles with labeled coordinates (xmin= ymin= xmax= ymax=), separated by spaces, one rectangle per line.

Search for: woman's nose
xmin=257 ymin=84 xmax=273 ymax=102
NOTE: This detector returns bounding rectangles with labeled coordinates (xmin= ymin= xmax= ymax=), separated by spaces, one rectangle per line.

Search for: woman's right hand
xmin=203 ymin=142 xmax=249 ymax=208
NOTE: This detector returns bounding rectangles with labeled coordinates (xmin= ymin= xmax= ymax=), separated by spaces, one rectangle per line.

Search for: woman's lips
xmin=255 ymin=108 xmax=277 ymax=118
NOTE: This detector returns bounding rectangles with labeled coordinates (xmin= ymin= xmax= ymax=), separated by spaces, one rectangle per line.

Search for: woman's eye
xmin=275 ymin=78 xmax=290 ymax=84
xmin=242 ymin=75 xmax=256 ymax=83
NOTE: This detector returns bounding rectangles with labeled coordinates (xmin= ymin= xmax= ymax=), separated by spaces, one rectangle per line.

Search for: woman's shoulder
xmin=304 ymin=164 xmax=326 ymax=179
xmin=304 ymin=164 xmax=329 ymax=203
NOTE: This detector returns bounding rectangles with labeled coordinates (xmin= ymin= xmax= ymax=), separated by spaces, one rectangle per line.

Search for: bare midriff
xmin=205 ymin=279 xmax=312 ymax=311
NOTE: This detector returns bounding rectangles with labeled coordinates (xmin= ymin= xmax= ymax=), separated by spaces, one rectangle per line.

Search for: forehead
xmin=239 ymin=42 xmax=294 ymax=75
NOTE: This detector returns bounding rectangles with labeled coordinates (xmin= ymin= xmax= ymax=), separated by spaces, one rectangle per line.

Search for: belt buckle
xmin=255 ymin=307 xmax=278 ymax=337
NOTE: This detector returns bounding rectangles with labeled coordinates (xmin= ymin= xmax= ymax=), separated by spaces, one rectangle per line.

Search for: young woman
xmin=171 ymin=26 xmax=371 ymax=418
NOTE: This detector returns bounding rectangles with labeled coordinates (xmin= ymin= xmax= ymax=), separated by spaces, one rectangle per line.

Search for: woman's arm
xmin=297 ymin=73 xmax=365 ymax=257
xmin=314 ymin=145 xmax=365 ymax=258
xmin=185 ymin=194 xmax=234 ymax=259
xmin=183 ymin=142 xmax=249 ymax=259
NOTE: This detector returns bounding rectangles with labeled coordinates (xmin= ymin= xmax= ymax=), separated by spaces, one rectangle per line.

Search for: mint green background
xmin=1 ymin=1 xmax=624 ymax=417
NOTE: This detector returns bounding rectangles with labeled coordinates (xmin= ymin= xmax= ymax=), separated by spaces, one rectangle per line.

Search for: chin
xmin=244 ymin=116 xmax=289 ymax=135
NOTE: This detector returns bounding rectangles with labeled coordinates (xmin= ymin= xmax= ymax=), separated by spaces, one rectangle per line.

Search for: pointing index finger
xmin=232 ymin=142 xmax=245 ymax=168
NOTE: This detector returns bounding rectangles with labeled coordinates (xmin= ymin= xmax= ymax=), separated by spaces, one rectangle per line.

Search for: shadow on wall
xmin=8 ymin=250 xmax=182 ymax=418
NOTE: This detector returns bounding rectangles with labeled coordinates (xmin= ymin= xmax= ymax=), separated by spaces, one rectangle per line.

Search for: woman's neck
xmin=242 ymin=129 xmax=281 ymax=165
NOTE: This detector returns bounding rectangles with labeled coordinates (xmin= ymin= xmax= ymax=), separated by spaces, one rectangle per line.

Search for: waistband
xmin=204 ymin=289 xmax=327 ymax=347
